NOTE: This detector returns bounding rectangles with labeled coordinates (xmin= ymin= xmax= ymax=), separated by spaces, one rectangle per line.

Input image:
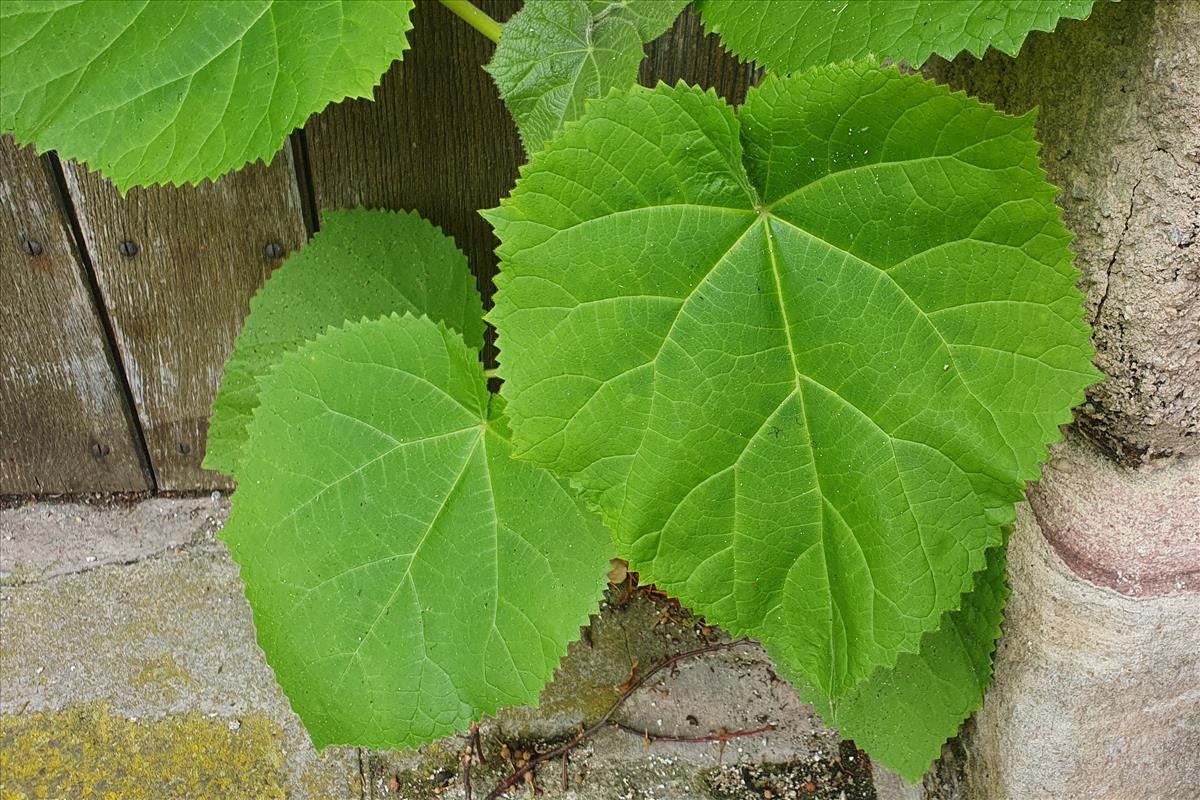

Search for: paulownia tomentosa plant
xmin=1 ymin=0 xmax=1106 ymax=783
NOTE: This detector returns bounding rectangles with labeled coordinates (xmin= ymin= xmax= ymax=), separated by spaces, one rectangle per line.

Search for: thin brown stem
xmin=608 ymin=720 xmax=776 ymax=744
xmin=471 ymin=722 xmax=487 ymax=764
xmin=484 ymin=638 xmax=755 ymax=799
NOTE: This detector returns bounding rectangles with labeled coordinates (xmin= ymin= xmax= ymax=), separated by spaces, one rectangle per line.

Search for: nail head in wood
xmin=22 ymin=239 xmax=43 ymax=256
xmin=264 ymin=242 xmax=284 ymax=260
xmin=118 ymin=240 xmax=139 ymax=259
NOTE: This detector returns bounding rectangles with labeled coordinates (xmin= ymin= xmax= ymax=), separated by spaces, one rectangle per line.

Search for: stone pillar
xmin=968 ymin=452 xmax=1199 ymax=799
xmin=922 ymin=1 xmax=1200 ymax=797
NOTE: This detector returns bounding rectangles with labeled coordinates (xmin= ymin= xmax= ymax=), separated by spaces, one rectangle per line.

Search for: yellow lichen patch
xmin=0 ymin=703 xmax=287 ymax=800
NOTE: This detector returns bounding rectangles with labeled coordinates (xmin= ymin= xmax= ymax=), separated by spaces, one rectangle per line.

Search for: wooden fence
xmin=0 ymin=2 xmax=757 ymax=495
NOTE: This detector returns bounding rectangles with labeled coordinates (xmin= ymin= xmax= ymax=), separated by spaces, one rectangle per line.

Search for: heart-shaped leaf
xmin=206 ymin=208 xmax=485 ymax=477
xmin=223 ymin=313 xmax=611 ymax=749
xmin=486 ymin=65 xmax=1098 ymax=698
xmin=698 ymin=0 xmax=1098 ymax=73
xmin=487 ymin=0 xmax=687 ymax=153
xmin=0 ymin=1 xmax=414 ymax=189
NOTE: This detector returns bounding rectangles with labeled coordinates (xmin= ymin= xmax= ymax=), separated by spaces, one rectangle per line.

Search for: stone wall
xmin=928 ymin=0 xmax=1198 ymax=465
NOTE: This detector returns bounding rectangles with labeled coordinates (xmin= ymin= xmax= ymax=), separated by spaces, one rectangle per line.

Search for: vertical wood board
xmin=0 ymin=137 xmax=150 ymax=494
xmin=641 ymin=6 xmax=761 ymax=104
xmin=303 ymin=0 xmax=523 ymax=364
xmin=2 ymin=1 xmax=759 ymax=494
xmin=62 ymin=147 xmax=308 ymax=490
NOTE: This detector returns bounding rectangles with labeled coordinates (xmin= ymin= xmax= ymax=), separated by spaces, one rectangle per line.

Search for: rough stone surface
xmin=370 ymin=589 xmax=876 ymax=800
xmin=0 ymin=499 xmax=881 ymax=800
xmin=0 ymin=495 xmax=225 ymax=582
xmin=963 ymin=505 xmax=1200 ymax=800
xmin=926 ymin=0 xmax=1200 ymax=465
xmin=0 ymin=499 xmax=359 ymax=800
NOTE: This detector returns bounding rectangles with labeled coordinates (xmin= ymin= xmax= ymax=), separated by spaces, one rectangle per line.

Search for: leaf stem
xmin=439 ymin=0 xmax=502 ymax=43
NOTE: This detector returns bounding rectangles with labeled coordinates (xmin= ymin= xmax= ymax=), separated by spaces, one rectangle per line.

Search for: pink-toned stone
xmin=925 ymin=4 xmax=1200 ymax=789
xmin=1031 ymin=433 xmax=1200 ymax=597
xmin=965 ymin=505 xmax=1200 ymax=800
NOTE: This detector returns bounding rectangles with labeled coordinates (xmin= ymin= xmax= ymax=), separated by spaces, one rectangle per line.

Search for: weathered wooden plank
xmin=303 ymin=0 xmax=523 ymax=363
xmin=0 ymin=137 xmax=150 ymax=494
xmin=3 ymin=0 xmax=755 ymax=496
xmin=61 ymin=148 xmax=308 ymax=490
xmin=641 ymin=5 xmax=761 ymax=104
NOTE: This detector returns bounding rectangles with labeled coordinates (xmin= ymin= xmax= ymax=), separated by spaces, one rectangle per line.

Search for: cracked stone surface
xmin=926 ymin=0 xmax=1200 ymax=465
xmin=0 ymin=498 xmax=360 ymax=799
xmin=0 ymin=495 xmax=225 ymax=583
xmin=0 ymin=498 xmax=883 ymax=800
xmin=921 ymin=5 xmax=1200 ymax=796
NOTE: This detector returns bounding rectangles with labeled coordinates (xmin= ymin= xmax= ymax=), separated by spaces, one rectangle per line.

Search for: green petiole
xmin=439 ymin=0 xmax=502 ymax=43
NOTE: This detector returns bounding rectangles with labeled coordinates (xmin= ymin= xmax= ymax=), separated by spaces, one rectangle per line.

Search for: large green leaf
xmin=223 ymin=313 xmax=611 ymax=749
xmin=486 ymin=65 xmax=1098 ymax=699
xmin=786 ymin=539 xmax=1010 ymax=782
xmin=486 ymin=0 xmax=687 ymax=152
xmin=205 ymin=208 xmax=484 ymax=477
xmin=698 ymin=0 xmax=1097 ymax=73
xmin=0 ymin=1 xmax=413 ymax=190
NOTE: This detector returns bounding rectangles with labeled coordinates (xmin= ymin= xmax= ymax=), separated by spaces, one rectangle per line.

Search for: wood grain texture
xmin=303 ymin=0 xmax=523 ymax=365
xmin=0 ymin=137 xmax=150 ymax=494
xmin=641 ymin=5 xmax=761 ymax=104
xmin=61 ymin=148 xmax=308 ymax=490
